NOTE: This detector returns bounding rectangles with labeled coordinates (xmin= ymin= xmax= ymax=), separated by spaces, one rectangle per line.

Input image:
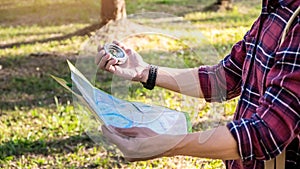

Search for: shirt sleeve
xmin=198 ymin=17 xmax=261 ymax=102
xmin=198 ymin=35 xmax=247 ymax=102
xmin=227 ymin=23 xmax=300 ymax=161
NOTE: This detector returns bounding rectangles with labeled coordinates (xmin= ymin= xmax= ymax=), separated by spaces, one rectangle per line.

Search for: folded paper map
xmin=51 ymin=60 xmax=191 ymax=135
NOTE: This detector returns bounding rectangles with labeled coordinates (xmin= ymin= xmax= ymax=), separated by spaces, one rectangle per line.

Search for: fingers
xmin=113 ymin=40 xmax=128 ymax=52
xmin=101 ymin=125 xmax=166 ymax=160
xmin=114 ymin=41 xmax=133 ymax=54
xmin=113 ymin=127 xmax=140 ymax=137
xmin=101 ymin=125 xmax=113 ymax=139
xmin=101 ymin=125 xmax=124 ymax=145
xmin=105 ymin=58 xmax=119 ymax=72
xmin=95 ymin=46 xmax=119 ymax=72
xmin=112 ymin=40 xmax=124 ymax=49
xmin=106 ymin=126 xmax=147 ymax=138
xmin=95 ymin=48 xmax=106 ymax=65
xmin=97 ymin=45 xmax=102 ymax=52
xmin=113 ymin=127 xmax=158 ymax=138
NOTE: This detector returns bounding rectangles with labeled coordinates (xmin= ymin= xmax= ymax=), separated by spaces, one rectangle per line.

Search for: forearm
xmin=141 ymin=66 xmax=204 ymax=98
xmin=165 ymin=126 xmax=240 ymax=160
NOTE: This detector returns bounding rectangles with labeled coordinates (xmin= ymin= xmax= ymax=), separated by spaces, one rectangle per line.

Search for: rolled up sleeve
xmin=198 ymin=38 xmax=246 ymax=102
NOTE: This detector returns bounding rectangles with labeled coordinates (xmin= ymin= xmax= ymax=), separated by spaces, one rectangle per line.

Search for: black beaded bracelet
xmin=141 ymin=65 xmax=158 ymax=90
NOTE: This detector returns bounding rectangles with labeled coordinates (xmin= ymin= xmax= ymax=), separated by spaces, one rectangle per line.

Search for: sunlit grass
xmin=126 ymin=0 xmax=212 ymax=16
xmin=185 ymin=6 xmax=260 ymax=28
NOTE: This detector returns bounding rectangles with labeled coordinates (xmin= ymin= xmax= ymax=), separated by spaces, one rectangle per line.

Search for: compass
xmin=104 ymin=43 xmax=128 ymax=64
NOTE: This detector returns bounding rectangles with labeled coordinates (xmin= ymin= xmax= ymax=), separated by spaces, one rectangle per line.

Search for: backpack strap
xmin=280 ymin=6 xmax=300 ymax=46
xmin=265 ymin=150 xmax=286 ymax=169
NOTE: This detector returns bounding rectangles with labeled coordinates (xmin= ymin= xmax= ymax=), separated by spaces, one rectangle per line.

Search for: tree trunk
xmin=216 ymin=0 xmax=232 ymax=5
xmin=101 ymin=0 xmax=127 ymax=24
xmin=216 ymin=0 xmax=233 ymax=10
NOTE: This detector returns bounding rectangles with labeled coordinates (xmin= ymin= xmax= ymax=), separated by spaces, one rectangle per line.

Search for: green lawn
xmin=0 ymin=0 xmax=260 ymax=168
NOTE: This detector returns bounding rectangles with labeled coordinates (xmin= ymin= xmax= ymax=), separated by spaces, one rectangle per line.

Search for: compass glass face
xmin=109 ymin=45 xmax=125 ymax=58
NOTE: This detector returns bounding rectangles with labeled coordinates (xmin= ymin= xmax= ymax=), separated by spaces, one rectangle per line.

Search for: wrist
xmin=140 ymin=64 xmax=150 ymax=83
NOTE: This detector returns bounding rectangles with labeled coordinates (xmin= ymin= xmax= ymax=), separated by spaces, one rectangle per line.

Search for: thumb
xmin=101 ymin=125 xmax=128 ymax=146
xmin=112 ymin=40 xmax=126 ymax=50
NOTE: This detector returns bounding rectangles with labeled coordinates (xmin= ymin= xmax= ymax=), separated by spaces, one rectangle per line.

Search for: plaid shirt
xmin=198 ymin=0 xmax=300 ymax=168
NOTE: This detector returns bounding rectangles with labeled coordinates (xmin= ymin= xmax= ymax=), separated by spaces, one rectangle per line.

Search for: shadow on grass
xmin=0 ymin=53 xmax=77 ymax=111
xmin=0 ymin=133 xmax=127 ymax=168
xmin=0 ymin=23 xmax=104 ymax=49
xmin=0 ymin=134 xmax=91 ymax=160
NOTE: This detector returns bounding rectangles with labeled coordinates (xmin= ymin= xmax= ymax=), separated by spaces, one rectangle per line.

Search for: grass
xmin=0 ymin=0 xmax=260 ymax=168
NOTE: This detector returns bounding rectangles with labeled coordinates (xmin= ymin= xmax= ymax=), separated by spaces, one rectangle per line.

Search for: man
xmin=95 ymin=0 xmax=300 ymax=168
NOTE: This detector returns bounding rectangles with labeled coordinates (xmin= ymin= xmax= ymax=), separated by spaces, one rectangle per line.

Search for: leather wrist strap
xmin=141 ymin=65 xmax=157 ymax=90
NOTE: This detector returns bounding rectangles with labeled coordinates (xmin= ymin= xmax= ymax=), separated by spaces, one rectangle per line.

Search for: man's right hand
xmin=95 ymin=41 xmax=149 ymax=82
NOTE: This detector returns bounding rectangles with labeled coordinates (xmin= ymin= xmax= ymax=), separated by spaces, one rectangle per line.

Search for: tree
xmin=205 ymin=0 xmax=233 ymax=11
xmin=216 ymin=0 xmax=233 ymax=10
xmin=101 ymin=0 xmax=127 ymax=24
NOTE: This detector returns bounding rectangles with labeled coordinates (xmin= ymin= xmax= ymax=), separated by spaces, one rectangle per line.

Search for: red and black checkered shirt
xmin=198 ymin=0 xmax=300 ymax=168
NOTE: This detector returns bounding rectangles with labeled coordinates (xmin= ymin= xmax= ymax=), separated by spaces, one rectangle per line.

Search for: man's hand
xmin=101 ymin=125 xmax=186 ymax=162
xmin=95 ymin=41 xmax=149 ymax=82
